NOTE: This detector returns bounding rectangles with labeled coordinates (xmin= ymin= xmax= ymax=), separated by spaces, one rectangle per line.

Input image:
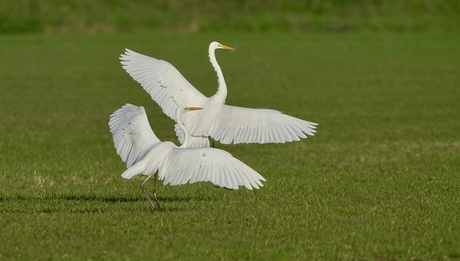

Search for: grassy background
xmin=0 ymin=32 xmax=459 ymax=260
xmin=1 ymin=2 xmax=460 ymax=259
xmin=0 ymin=0 xmax=459 ymax=34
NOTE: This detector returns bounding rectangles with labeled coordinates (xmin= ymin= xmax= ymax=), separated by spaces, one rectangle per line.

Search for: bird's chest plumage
xmin=185 ymin=100 xmax=224 ymax=136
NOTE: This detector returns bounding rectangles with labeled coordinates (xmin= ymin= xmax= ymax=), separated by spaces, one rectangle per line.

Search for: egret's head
xmin=210 ymin=41 xmax=235 ymax=51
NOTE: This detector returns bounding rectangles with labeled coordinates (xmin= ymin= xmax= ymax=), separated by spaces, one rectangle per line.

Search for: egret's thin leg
xmin=140 ymin=175 xmax=156 ymax=211
xmin=152 ymin=174 xmax=161 ymax=209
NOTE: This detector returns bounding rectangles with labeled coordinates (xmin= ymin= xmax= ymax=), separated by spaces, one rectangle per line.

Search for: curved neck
xmin=209 ymin=46 xmax=227 ymax=102
xmin=175 ymin=108 xmax=190 ymax=148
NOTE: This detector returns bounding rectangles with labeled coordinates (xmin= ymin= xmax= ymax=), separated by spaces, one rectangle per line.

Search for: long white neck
xmin=175 ymin=108 xmax=190 ymax=148
xmin=209 ymin=46 xmax=227 ymax=102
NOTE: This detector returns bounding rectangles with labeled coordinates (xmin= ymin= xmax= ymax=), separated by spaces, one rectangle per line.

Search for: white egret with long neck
xmin=120 ymin=41 xmax=318 ymax=146
xmin=109 ymin=104 xmax=265 ymax=211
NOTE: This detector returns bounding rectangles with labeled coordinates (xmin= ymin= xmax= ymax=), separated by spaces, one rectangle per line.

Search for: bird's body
xmin=120 ymin=41 xmax=317 ymax=146
xmin=109 ymin=104 xmax=265 ymax=210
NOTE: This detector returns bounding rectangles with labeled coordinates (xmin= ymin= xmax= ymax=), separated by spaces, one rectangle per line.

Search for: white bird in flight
xmin=109 ymin=104 xmax=265 ymax=210
xmin=120 ymin=41 xmax=317 ymax=146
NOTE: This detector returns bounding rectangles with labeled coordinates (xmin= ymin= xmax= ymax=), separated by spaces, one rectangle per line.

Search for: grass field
xmin=2 ymin=0 xmax=459 ymax=34
xmin=0 ymin=32 xmax=459 ymax=260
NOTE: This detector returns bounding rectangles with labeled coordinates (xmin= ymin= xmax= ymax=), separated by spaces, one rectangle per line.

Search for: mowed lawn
xmin=0 ymin=33 xmax=459 ymax=260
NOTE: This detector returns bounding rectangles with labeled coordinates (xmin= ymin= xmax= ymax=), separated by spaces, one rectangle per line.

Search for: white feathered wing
xmin=109 ymin=103 xmax=160 ymax=168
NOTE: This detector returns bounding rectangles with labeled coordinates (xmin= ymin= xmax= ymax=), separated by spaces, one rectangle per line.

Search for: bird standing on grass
xmin=120 ymin=41 xmax=317 ymax=146
xmin=109 ymin=104 xmax=265 ymax=211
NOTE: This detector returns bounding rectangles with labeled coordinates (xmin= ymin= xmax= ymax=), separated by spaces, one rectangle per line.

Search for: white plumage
xmin=120 ymin=41 xmax=318 ymax=145
xmin=108 ymin=104 xmax=265 ymax=209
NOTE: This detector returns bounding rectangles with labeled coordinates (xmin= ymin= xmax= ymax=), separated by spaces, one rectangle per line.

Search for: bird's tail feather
xmin=121 ymin=163 xmax=145 ymax=179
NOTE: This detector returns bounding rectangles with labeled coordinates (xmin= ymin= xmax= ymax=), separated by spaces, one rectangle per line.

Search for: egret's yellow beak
xmin=219 ymin=44 xmax=235 ymax=51
xmin=185 ymin=107 xmax=203 ymax=111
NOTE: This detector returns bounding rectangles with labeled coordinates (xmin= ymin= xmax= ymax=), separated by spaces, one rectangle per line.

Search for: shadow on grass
xmin=0 ymin=193 xmax=141 ymax=202
xmin=1 ymin=193 xmax=216 ymax=202
xmin=0 ymin=192 xmax=217 ymax=214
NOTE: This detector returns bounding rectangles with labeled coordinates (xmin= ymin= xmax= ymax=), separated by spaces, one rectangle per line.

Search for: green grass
xmin=0 ymin=32 xmax=459 ymax=260
xmin=1 ymin=0 xmax=459 ymax=34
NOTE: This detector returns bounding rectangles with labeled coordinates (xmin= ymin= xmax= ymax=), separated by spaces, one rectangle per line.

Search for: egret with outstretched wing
xmin=109 ymin=104 xmax=265 ymax=210
xmin=120 ymin=42 xmax=317 ymax=145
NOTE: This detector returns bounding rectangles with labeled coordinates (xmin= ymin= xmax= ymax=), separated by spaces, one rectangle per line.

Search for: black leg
xmin=140 ymin=175 xmax=156 ymax=211
xmin=152 ymin=174 xmax=161 ymax=209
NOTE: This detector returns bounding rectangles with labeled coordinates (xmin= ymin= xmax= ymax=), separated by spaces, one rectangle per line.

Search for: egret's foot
xmin=153 ymin=191 xmax=161 ymax=210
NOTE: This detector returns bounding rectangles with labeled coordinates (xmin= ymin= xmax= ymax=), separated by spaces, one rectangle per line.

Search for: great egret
xmin=120 ymin=41 xmax=318 ymax=146
xmin=109 ymin=104 xmax=265 ymax=210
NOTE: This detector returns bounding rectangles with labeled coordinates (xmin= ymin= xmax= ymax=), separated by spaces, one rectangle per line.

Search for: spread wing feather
xmin=120 ymin=49 xmax=208 ymax=121
xmin=109 ymin=104 xmax=160 ymax=167
xmin=160 ymin=148 xmax=265 ymax=190
xmin=206 ymin=105 xmax=318 ymax=144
